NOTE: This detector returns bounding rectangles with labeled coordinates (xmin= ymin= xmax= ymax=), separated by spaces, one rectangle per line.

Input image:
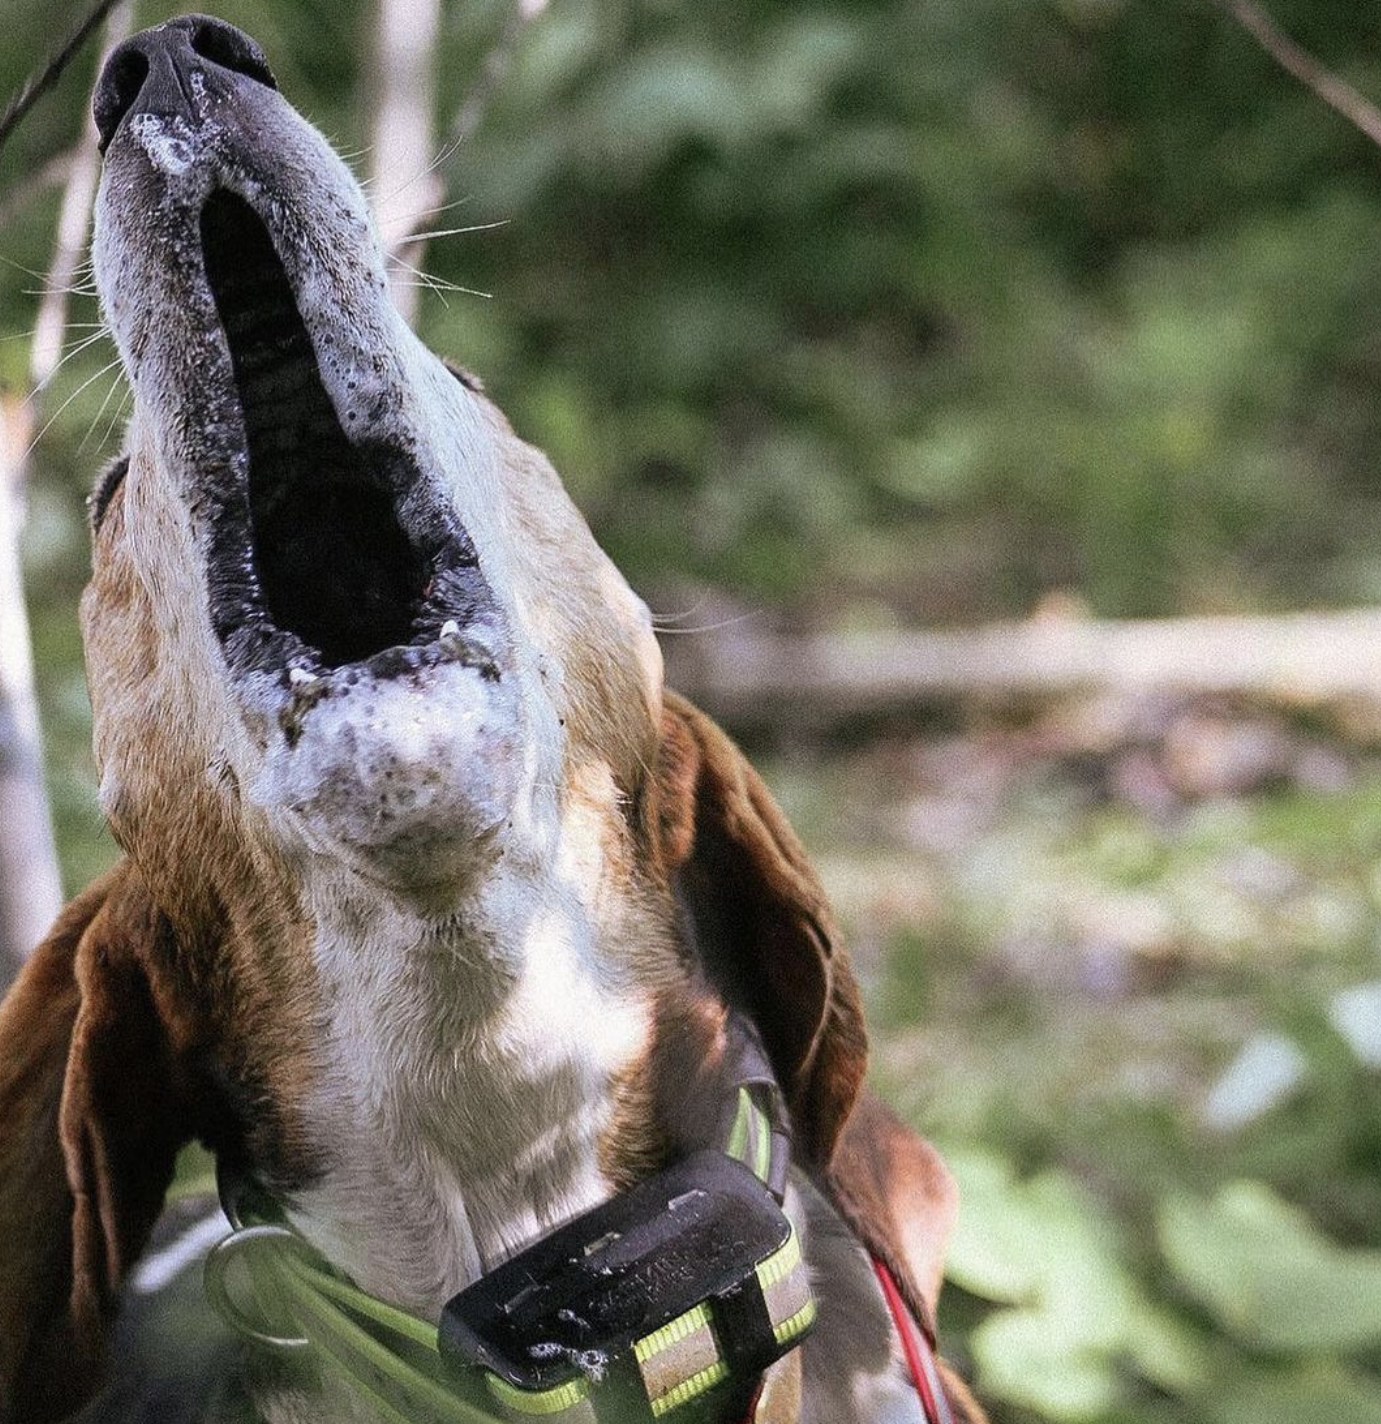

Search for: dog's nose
xmin=93 ymin=14 xmax=276 ymax=154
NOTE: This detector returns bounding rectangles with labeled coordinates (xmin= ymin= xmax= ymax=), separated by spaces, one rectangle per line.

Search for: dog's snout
xmin=94 ymin=14 xmax=276 ymax=154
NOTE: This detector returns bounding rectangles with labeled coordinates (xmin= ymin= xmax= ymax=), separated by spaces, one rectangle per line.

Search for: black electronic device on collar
xmin=438 ymin=1149 xmax=813 ymax=1421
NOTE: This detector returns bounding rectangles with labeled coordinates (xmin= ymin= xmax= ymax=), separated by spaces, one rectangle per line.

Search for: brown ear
xmin=826 ymin=1088 xmax=958 ymax=1327
xmin=830 ymin=1094 xmax=992 ymax=1422
xmin=652 ymin=692 xmax=867 ymax=1166
xmin=0 ymin=863 xmax=197 ymax=1423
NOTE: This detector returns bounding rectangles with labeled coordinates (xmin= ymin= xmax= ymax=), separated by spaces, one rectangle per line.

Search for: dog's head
xmin=84 ymin=7 xmax=873 ymax=1142
xmin=87 ymin=14 xmax=663 ymax=905
xmin=82 ymin=12 xmax=872 ymax=1162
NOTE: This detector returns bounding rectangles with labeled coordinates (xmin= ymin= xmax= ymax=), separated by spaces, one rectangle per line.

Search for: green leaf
xmin=972 ymin=1314 xmax=1119 ymax=1418
xmin=1204 ymin=1364 xmax=1381 ymax=1424
xmin=1159 ymin=1182 xmax=1381 ymax=1352
xmin=944 ymin=1149 xmax=1210 ymax=1418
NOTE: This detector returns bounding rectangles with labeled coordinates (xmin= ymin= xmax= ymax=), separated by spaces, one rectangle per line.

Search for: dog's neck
xmin=282 ymin=858 xmax=657 ymax=1318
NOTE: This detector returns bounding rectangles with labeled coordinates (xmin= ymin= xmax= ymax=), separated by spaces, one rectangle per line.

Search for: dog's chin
xmin=250 ymin=661 xmax=526 ymax=896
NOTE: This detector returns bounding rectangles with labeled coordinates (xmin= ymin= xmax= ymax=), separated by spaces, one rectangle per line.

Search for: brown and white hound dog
xmin=0 ymin=16 xmax=986 ymax=1424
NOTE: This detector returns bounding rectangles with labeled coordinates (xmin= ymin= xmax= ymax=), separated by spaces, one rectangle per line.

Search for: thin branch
xmin=1220 ymin=0 xmax=1381 ymax=149
xmin=0 ymin=0 xmax=126 ymax=162
xmin=372 ymin=0 xmax=442 ymax=325
xmin=447 ymin=0 xmax=553 ymax=151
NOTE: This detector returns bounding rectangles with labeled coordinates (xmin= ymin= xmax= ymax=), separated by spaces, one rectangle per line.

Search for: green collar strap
xmin=205 ymin=1026 xmax=811 ymax=1424
xmin=206 ymin=1217 xmax=491 ymax=1424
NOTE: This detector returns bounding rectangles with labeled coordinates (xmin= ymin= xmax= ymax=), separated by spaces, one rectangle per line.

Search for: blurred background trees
xmin=3 ymin=0 xmax=1381 ymax=1418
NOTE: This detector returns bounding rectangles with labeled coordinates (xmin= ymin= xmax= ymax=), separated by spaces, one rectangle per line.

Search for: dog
xmin=0 ymin=16 xmax=985 ymax=1424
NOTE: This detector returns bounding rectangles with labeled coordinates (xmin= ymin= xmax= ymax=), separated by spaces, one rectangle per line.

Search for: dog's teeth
xmin=439 ymin=619 xmax=461 ymax=639
xmin=286 ymin=665 xmax=326 ymax=702
xmin=279 ymin=667 xmax=328 ymax=747
xmin=440 ymin=628 xmax=498 ymax=677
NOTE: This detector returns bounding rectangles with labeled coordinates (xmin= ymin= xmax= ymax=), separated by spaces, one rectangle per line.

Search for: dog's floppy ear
xmin=827 ymin=1088 xmax=958 ymax=1325
xmin=828 ymin=1090 xmax=990 ymax=1421
xmin=652 ymin=692 xmax=867 ymax=1166
xmin=0 ymin=863 xmax=198 ymax=1423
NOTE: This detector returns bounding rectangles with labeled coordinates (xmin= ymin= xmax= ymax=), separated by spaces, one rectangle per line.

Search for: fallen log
xmin=663 ymin=609 xmax=1381 ymax=728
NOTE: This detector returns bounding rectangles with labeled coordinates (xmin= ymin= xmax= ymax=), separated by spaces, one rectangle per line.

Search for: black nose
xmin=93 ymin=14 xmax=276 ymax=154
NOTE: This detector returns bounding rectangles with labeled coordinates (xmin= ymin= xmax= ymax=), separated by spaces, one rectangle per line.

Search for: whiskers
xmin=81 ymin=360 xmax=131 ymax=453
xmin=23 ymin=351 xmax=126 ymax=463
xmin=0 ymin=249 xmax=99 ymax=299
xmin=3 ymin=305 xmax=127 ymax=462
xmin=0 ymin=320 xmax=105 ymax=345
xmin=32 ymin=324 xmax=110 ymax=392
xmin=384 ymin=252 xmax=493 ymax=306
xmin=650 ymin=598 xmax=762 ymax=638
xmin=370 ymin=134 xmax=511 ymax=313
xmin=406 ymin=219 xmax=509 ymax=243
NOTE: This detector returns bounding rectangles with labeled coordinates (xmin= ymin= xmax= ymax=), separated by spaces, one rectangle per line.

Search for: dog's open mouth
xmin=198 ymin=190 xmax=499 ymax=705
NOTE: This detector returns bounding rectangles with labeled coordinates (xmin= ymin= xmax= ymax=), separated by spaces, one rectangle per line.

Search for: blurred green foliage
xmin=848 ymin=754 xmax=1381 ymax=1424
xmin=5 ymin=1 xmax=1381 ymax=1421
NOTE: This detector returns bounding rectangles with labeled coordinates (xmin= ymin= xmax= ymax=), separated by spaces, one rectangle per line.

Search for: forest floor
xmin=759 ymin=690 xmax=1381 ymax=1424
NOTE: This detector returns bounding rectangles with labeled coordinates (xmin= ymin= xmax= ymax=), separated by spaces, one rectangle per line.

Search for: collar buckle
xmin=204 ymin=1221 xmax=313 ymax=1352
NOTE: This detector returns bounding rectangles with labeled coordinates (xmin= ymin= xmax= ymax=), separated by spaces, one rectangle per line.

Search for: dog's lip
xmin=194 ymin=187 xmax=505 ymax=716
xmin=272 ymin=622 xmax=502 ymax=746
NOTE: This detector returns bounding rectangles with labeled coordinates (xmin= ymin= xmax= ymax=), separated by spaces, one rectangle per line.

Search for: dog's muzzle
xmin=93 ymin=17 xmax=509 ymax=735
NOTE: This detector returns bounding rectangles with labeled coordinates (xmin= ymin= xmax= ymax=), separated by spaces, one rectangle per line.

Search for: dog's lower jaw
xmin=250 ymin=666 xmax=531 ymax=898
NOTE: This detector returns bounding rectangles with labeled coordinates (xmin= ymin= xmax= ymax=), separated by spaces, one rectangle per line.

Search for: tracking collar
xmin=206 ymin=1015 xmax=813 ymax=1423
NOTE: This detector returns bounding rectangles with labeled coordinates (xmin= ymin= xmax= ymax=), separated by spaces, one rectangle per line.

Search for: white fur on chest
xmin=289 ymin=863 xmax=653 ymax=1318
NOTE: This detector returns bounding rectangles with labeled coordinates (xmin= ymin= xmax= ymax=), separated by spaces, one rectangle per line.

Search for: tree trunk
xmin=0 ymin=1 xmax=131 ymax=992
xmin=0 ymin=395 xmax=62 ymax=983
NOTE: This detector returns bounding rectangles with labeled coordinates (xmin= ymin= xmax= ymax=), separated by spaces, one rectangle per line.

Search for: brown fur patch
xmin=0 ymin=867 xmax=199 ymax=1422
xmin=825 ymin=1088 xmax=959 ymax=1337
xmin=480 ymin=397 xmax=663 ymax=795
xmin=648 ymin=692 xmax=868 ymax=1166
xmin=0 ymin=881 xmax=97 ymax=1421
xmin=937 ymin=1360 xmax=990 ymax=1424
xmin=82 ymin=500 xmax=325 ymax=1187
xmin=596 ymin=1055 xmax=670 ymax=1192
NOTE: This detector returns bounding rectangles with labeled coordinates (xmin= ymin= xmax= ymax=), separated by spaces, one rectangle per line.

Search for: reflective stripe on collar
xmin=742 ymin=1261 xmax=956 ymax=1424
